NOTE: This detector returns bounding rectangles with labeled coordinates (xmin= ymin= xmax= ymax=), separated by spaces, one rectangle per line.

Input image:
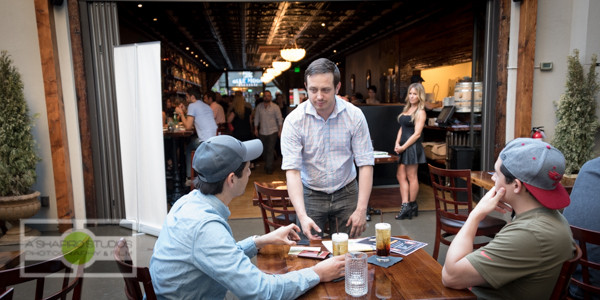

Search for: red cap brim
xmin=522 ymin=182 xmax=570 ymax=209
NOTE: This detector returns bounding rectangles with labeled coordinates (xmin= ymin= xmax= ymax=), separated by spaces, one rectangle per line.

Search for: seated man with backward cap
xmin=442 ymin=138 xmax=575 ymax=299
xmin=150 ymin=135 xmax=345 ymax=299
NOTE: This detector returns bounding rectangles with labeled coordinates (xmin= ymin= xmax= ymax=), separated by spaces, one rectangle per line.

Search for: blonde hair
xmin=232 ymin=94 xmax=246 ymax=119
xmin=399 ymin=83 xmax=425 ymax=123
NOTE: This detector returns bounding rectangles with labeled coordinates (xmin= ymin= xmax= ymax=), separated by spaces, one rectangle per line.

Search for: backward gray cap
xmin=499 ymin=138 xmax=570 ymax=209
xmin=193 ymin=135 xmax=263 ymax=183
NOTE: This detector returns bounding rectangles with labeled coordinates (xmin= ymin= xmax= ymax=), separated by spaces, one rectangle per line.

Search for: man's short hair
xmin=368 ymin=85 xmax=377 ymax=93
xmin=194 ymin=162 xmax=246 ymax=195
xmin=186 ymin=87 xmax=201 ymax=99
xmin=205 ymin=91 xmax=216 ymax=101
xmin=304 ymin=58 xmax=340 ymax=87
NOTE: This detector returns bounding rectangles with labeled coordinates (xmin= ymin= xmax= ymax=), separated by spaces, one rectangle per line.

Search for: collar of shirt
xmin=303 ymin=96 xmax=347 ymax=121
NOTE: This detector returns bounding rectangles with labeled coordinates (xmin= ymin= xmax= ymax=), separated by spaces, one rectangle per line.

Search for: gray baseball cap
xmin=499 ymin=138 xmax=570 ymax=209
xmin=193 ymin=135 xmax=263 ymax=183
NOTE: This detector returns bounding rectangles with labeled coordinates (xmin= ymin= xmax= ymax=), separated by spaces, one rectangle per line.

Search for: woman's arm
xmin=398 ymin=109 xmax=426 ymax=152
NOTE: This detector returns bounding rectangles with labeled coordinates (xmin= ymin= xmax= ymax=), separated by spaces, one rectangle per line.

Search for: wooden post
xmin=34 ymin=0 xmax=74 ymax=232
xmin=514 ymin=0 xmax=538 ymax=138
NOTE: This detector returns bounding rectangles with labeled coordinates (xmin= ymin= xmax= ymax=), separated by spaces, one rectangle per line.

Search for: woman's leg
xmin=396 ymin=164 xmax=409 ymax=204
xmin=405 ymin=164 xmax=419 ymax=203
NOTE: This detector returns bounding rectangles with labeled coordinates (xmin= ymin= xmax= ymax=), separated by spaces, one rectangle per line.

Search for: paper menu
xmin=321 ymin=239 xmax=376 ymax=253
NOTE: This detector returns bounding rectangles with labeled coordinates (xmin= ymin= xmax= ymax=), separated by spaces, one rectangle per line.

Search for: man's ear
xmin=513 ymin=179 xmax=524 ymax=194
xmin=335 ymin=82 xmax=341 ymax=94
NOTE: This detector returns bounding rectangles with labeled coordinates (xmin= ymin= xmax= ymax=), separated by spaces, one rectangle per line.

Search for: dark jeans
xmin=258 ymin=132 xmax=278 ymax=173
xmin=299 ymin=180 xmax=358 ymax=237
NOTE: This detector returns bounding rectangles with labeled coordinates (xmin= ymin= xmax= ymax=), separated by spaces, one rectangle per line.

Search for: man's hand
xmin=254 ymin=224 xmax=301 ymax=249
xmin=471 ymin=186 xmax=509 ymax=218
xmin=299 ymin=215 xmax=322 ymax=240
xmin=312 ymin=255 xmax=345 ymax=282
xmin=346 ymin=209 xmax=367 ymax=238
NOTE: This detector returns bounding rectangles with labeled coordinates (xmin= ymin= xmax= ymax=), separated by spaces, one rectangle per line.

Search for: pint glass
xmin=375 ymin=223 xmax=391 ymax=262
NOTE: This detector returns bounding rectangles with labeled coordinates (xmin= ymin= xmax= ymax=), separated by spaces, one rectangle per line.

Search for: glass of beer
xmin=375 ymin=223 xmax=391 ymax=262
xmin=332 ymin=233 xmax=348 ymax=256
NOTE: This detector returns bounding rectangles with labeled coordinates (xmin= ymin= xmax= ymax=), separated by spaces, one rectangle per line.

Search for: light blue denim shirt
xmin=149 ymin=190 xmax=320 ymax=299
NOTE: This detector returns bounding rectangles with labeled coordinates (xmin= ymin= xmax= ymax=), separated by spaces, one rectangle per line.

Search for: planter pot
xmin=0 ymin=191 xmax=41 ymax=245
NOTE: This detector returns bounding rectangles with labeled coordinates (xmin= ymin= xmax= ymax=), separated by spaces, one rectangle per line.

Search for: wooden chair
xmin=254 ymin=182 xmax=296 ymax=234
xmin=0 ymin=288 xmax=13 ymax=300
xmin=0 ymin=251 xmax=84 ymax=300
xmin=567 ymin=225 xmax=600 ymax=299
xmin=428 ymin=164 xmax=507 ymax=260
xmin=550 ymin=244 xmax=583 ymax=300
xmin=113 ymin=237 xmax=157 ymax=300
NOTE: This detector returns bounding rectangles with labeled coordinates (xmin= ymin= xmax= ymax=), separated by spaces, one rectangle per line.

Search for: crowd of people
xmin=154 ymin=58 xmax=597 ymax=299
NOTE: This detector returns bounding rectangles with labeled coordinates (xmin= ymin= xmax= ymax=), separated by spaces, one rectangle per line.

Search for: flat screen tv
xmin=436 ymin=105 xmax=455 ymax=125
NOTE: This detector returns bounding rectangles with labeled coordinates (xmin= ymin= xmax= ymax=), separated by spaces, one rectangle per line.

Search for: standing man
xmin=442 ymin=138 xmax=575 ymax=299
xmin=150 ymin=135 xmax=345 ymax=299
xmin=253 ymin=90 xmax=283 ymax=174
xmin=204 ymin=90 xmax=226 ymax=126
xmin=175 ymin=87 xmax=217 ymax=178
xmin=281 ymin=58 xmax=374 ymax=240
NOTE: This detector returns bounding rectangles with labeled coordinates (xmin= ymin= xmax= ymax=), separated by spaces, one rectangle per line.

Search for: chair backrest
xmin=428 ymin=164 xmax=474 ymax=221
xmin=0 ymin=288 xmax=13 ymax=300
xmin=569 ymin=225 xmax=600 ymax=299
xmin=0 ymin=252 xmax=83 ymax=300
xmin=254 ymin=181 xmax=295 ymax=234
xmin=113 ymin=238 xmax=157 ymax=300
xmin=550 ymin=243 xmax=583 ymax=300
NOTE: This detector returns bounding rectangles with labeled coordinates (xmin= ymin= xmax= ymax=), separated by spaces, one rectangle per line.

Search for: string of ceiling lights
xmin=261 ymin=33 xmax=306 ymax=83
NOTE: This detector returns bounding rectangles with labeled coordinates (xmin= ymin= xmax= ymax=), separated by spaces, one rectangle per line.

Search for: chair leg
xmin=433 ymin=223 xmax=442 ymax=260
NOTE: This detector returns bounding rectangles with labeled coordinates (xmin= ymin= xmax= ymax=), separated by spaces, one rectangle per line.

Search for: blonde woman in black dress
xmin=394 ymin=83 xmax=427 ymax=220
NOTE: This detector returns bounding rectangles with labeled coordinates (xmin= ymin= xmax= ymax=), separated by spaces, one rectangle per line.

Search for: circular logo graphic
xmin=62 ymin=230 xmax=95 ymax=265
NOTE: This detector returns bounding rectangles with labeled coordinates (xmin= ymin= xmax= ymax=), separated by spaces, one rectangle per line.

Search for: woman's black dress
xmin=231 ymin=107 xmax=253 ymax=141
xmin=398 ymin=114 xmax=426 ymax=165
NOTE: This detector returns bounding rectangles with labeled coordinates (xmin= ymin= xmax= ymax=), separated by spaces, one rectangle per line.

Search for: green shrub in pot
xmin=0 ymin=50 xmax=40 ymax=196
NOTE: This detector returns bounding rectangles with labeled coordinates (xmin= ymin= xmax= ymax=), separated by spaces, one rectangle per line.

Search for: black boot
xmin=395 ymin=203 xmax=412 ymax=220
xmin=410 ymin=201 xmax=419 ymax=217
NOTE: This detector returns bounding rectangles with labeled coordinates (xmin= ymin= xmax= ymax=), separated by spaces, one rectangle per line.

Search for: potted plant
xmin=553 ymin=50 xmax=599 ymax=183
xmin=0 ymin=50 xmax=41 ymax=244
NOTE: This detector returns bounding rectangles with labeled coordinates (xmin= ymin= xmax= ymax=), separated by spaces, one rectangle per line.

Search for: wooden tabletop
xmin=0 ymin=250 xmax=21 ymax=271
xmin=256 ymin=236 xmax=475 ymax=299
xmin=471 ymin=171 xmax=495 ymax=190
xmin=374 ymin=154 xmax=399 ymax=164
xmin=163 ymin=129 xmax=194 ymax=137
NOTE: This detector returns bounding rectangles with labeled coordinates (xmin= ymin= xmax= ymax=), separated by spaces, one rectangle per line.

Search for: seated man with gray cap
xmin=442 ymin=138 xmax=575 ymax=299
xmin=150 ymin=135 xmax=345 ymax=299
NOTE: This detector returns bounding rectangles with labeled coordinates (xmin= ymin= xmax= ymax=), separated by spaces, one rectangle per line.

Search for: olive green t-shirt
xmin=466 ymin=207 xmax=574 ymax=299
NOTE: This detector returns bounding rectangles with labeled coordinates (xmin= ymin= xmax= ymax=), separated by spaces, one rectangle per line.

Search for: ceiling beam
xmin=203 ymin=2 xmax=233 ymax=69
xmin=240 ymin=2 xmax=248 ymax=69
xmin=165 ymin=10 xmax=217 ymax=68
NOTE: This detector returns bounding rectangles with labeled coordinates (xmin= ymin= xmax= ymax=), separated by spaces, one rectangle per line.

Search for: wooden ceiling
xmin=117 ymin=1 xmax=475 ymax=71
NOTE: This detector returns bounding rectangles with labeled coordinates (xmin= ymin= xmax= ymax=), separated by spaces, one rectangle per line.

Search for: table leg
xmin=170 ymin=137 xmax=185 ymax=205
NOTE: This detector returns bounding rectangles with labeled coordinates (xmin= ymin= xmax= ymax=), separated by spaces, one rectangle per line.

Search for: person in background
xmin=394 ymin=82 xmax=427 ymax=220
xmin=227 ymin=92 xmax=253 ymax=142
xmin=275 ymin=92 xmax=288 ymax=118
xmin=162 ymin=96 xmax=176 ymax=126
xmin=562 ymin=157 xmax=600 ymax=299
xmin=204 ymin=90 xmax=226 ymax=126
xmin=176 ymin=87 xmax=217 ymax=179
xmin=150 ymin=135 xmax=345 ymax=299
xmin=253 ymin=90 xmax=283 ymax=174
xmin=365 ymin=85 xmax=380 ymax=104
xmin=442 ymin=138 xmax=575 ymax=299
xmin=350 ymin=92 xmax=364 ymax=105
xmin=281 ymin=58 xmax=374 ymax=240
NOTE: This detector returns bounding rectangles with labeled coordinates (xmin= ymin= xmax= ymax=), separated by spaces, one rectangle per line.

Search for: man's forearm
xmin=286 ymin=170 xmax=307 ymax=218
xmin=444 ymin=212 xmax=484 ymax=270
xmin=356 ymin=166 xmax=373 ymax=211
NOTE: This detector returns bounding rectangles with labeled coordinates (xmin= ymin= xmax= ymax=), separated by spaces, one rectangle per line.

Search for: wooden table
xmin=256 ymin=236 xmax=475 ymax=299
xmin=0 ymin=250 xmax=21 ymax=270
xmin=471 ymin=171 xmax=495 ymax=190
